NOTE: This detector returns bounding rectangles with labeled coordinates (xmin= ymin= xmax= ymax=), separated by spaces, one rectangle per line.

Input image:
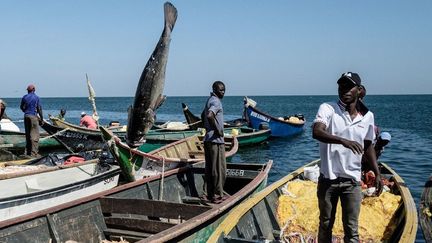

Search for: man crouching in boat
xmin=312 ymin=72 xmax=383 ymax=243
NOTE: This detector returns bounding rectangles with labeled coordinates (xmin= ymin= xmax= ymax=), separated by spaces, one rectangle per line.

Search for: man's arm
xmin=207 ymin=110 xmax=223 ymax=137
xmin=364 ymin=140 xmax=383 ymax=196
xmin=20 ymin=98 xmax=26 ymax=112
xmin=312 ymin=122 xmax=363 ymax=154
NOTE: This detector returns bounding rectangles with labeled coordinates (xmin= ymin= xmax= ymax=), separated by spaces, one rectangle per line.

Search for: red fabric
xmin=80 ymin=115 xmax=97 ymax=129
xmin=64 ymin=156 xmax=85 ymax=165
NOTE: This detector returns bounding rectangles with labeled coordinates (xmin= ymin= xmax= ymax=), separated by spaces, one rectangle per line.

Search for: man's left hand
xmin=374 ymin=174 xmax=384 ymax=196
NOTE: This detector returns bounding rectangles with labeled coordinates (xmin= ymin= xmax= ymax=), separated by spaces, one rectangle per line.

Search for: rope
xmin=158 ymin=156 xmax=166 ymax=201
xmin=41 ymin=127 xmax=70 ymax=140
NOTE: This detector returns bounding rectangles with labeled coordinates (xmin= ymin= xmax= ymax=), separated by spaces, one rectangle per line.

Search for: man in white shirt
xmin=312 ymin=72 xmax=383 ymax=242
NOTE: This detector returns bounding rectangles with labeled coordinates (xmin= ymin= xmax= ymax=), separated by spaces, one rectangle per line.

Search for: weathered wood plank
xmin=105 ymin=216 xmax=177 ymax=234
xmin=100 ymin=197 xmax=211 ymax=220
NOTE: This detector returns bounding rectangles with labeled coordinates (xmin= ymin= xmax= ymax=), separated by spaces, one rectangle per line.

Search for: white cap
xmin=379 ymin=132 xmax=391 ymax=141
xmin=81 ymin=111 xmax=86 ymax=116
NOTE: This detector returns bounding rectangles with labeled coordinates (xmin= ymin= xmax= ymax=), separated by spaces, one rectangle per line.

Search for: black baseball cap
xmin=337 ymin=72 xmax=361 ymax=86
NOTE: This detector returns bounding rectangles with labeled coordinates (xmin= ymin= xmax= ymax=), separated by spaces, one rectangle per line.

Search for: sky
xmin=1 ymin=0 xmax=431 ymax=98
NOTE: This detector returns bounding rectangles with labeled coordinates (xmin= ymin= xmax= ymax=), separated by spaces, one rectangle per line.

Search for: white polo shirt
xmin=313 ymin=101 xmax=375 ymax=181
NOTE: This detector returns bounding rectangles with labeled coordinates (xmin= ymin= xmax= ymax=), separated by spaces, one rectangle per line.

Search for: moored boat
xmin=0 ymin=159 xmax=120 ymax=221
xmin=420 ymin=176 xmax=432 ymax=242
xmin=0 ymin=129 xmax=62 ymax=154
xmin=100 ymin=126 xmax=239 ymax=182
xmin=244 ymin=96 xmax=305 ymax=137
xmin=208 ymin=160 xmax=418 ymax=242
xmin=0 ymin=160 xmax=272 ymax=243
xmin=182 ymin=102 xmax=248 ymax=130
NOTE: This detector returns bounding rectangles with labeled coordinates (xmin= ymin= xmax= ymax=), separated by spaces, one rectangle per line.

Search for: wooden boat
xmin=0 ymin=130 xmax=62 ymax=153
xmin=420 ymin=176 xmax=432 ymax=242
xmin=208 ymin=160 xmax=418 ymax=242
xmin=0 ymin=160 xmax=272 ymax=242
xmin=101 ymin=126 xmax=239 ymax=182
xmin=137 ymin=126 xmax=270 ymax=152
xmin=244 ymin=96 xmax=305 ymax=137
xmin=0 ymin=159 xmax=120 ymax=221
xmin=49 ymin=115 xmax=127 ymax=134
xmin=182 ymin=102 xmax=248 ymax=130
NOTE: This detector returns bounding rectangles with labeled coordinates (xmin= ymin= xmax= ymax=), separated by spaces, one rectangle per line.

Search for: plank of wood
xmin=105 ymin=216 xmax=176 ymax=234
xmin=100 ymin=197 xmax=211 ymax=220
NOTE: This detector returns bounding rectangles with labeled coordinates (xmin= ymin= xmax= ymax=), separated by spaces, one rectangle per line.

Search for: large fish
xmin=126 ymin=2 xmax=177 ymax=147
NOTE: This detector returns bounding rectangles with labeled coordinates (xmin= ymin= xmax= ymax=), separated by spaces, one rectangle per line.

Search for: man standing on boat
xmin=202 ymin=81 xmax=227 ymax=204
xmin=20 ymin=84 xmax=44 ymax=157
xmin=312 ymin=72 xmax=383 ymax=242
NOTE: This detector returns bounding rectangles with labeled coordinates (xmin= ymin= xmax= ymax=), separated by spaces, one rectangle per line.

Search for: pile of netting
xmin=276 ymin=180 xmax=402 ymax=242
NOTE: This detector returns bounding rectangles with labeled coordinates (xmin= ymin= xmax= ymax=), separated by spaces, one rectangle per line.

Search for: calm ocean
xmin=3 ymin=95 xmax=431 ymax=241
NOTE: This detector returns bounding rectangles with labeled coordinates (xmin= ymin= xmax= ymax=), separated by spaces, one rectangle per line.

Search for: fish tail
xmin=164 ymin=2 xmax=178 ymax=32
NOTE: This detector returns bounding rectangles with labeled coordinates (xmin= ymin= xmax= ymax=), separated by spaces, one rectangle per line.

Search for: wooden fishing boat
xmin=208 ymin=160 xmax=418 ymax=242
xmin=0 ymin=130 xmax=62 ymax=153
xmin=101 ymin=126 xmax=239 ymax=182
xmin=182 ymin=102 xmax=248 ymax=130
xmin=244 ymin=96 xmax=305 ymax=137
xmin=49 ymin=115 xmax=127 ymax=134
xmin=0 ymin=159 xmax=120 ymax=221
xmin=0 ymin=160 xmax=272 ymax=242
xmin=420 ymin=176 xmax=432 ymax=242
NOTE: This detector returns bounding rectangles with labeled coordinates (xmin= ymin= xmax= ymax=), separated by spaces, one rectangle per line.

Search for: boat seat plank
xmin=100 ymin=197 xmax=211 ymax=220
xmin=104 ymin=228 xmax=151 ymax=239
xmin=105 ymin=216 xmax=176 ymax=234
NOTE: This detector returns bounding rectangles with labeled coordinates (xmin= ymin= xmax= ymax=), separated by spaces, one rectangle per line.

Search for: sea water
xmin=2 ymin=95 xmax=431 ymax=242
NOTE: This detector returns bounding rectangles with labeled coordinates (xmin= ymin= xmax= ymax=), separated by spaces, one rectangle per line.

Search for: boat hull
xmin=0 ymin=162 xmax=120 ymax=221
xmin=245 ymin=105 xmax=304 ymax=137
xmin=208 ymin=160 xmax=418 ymax=242
xmin=0 ymin=161 xmax=271 ymax=242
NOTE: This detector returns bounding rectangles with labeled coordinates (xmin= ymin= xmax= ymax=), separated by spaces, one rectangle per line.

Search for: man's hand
xmin=374 ymin=174 xmax=383 ymax=196
xmin=341 ymin=139 xmax=363 ymax=155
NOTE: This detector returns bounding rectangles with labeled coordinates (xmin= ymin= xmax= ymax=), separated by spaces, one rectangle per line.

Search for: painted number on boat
xmin=226 ymin=169 xmax=245 ymax=177
xmin=104 ymin=177 xmax=115 ymax=184
xmin=250 ymin=111 xmax=270 ymax=122
xmin=62 ymin=131 xmax=88 ymax=140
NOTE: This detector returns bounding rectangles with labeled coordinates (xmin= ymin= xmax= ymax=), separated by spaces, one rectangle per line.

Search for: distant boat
xmin=182 ymin=102 xmax=248 ymax=130
xmin=207 ymin=160 xmax=418 ymax=242
xmin=0 ymin=160 xmax=272 ymax=242
xmin=244 ymin=96 xmax=305 ymax=137
xmin=420 ymin=176 xmax=432 ymax=242
xmin=100 ymin=126 xmax=239 ymax=182
xmin=0 ymin=159 xmax=120 ymax=221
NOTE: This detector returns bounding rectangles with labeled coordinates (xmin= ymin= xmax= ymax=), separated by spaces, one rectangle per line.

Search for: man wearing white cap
xmin=79 ymin=111 xmax=97 ymax=129
xmin=375 ymin=132 xmax=391 ymax=158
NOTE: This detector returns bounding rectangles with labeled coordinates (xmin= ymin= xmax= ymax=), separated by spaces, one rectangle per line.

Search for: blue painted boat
xmin=244 ymin=97 xmax=305 ymax=137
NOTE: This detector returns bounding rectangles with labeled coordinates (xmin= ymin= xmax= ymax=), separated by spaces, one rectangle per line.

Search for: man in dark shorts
xmin=20 ymin=84 xmax=44 ymax=157
xmin=202 ymin=81 xmax=227 ymax=203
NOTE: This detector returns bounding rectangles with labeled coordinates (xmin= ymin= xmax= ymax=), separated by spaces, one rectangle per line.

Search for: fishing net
xmin=276 ymin=180 xmax=401 ymax=242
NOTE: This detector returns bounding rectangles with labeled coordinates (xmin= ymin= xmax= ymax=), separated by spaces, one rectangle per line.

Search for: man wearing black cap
xmin=312 ymin=72 xmax=383 ymax=242
xmin=20 ymin=84 xmax=43 ymax=157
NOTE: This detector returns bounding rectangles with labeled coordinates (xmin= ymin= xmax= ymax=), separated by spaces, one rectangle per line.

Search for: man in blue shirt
xmin=20 ymin=84 xmax=44 ymax=157
xmin=202 ymin=81 xmax=226 ymax=203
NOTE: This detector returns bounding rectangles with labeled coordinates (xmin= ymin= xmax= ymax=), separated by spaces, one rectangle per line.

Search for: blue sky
xmin=1 ymin=1 xmax=431 ymax=97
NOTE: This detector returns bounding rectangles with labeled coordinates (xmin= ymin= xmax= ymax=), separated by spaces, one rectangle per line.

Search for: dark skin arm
xmin=206 ymin=110 xmax=223 ymax=137
xmin=37 ymin=105 xmax=44 ymax=125
xmin=312 ymin=122 xmax=383 ymax=196
xmin=0 ymin=104 xmax=5 ymax=120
